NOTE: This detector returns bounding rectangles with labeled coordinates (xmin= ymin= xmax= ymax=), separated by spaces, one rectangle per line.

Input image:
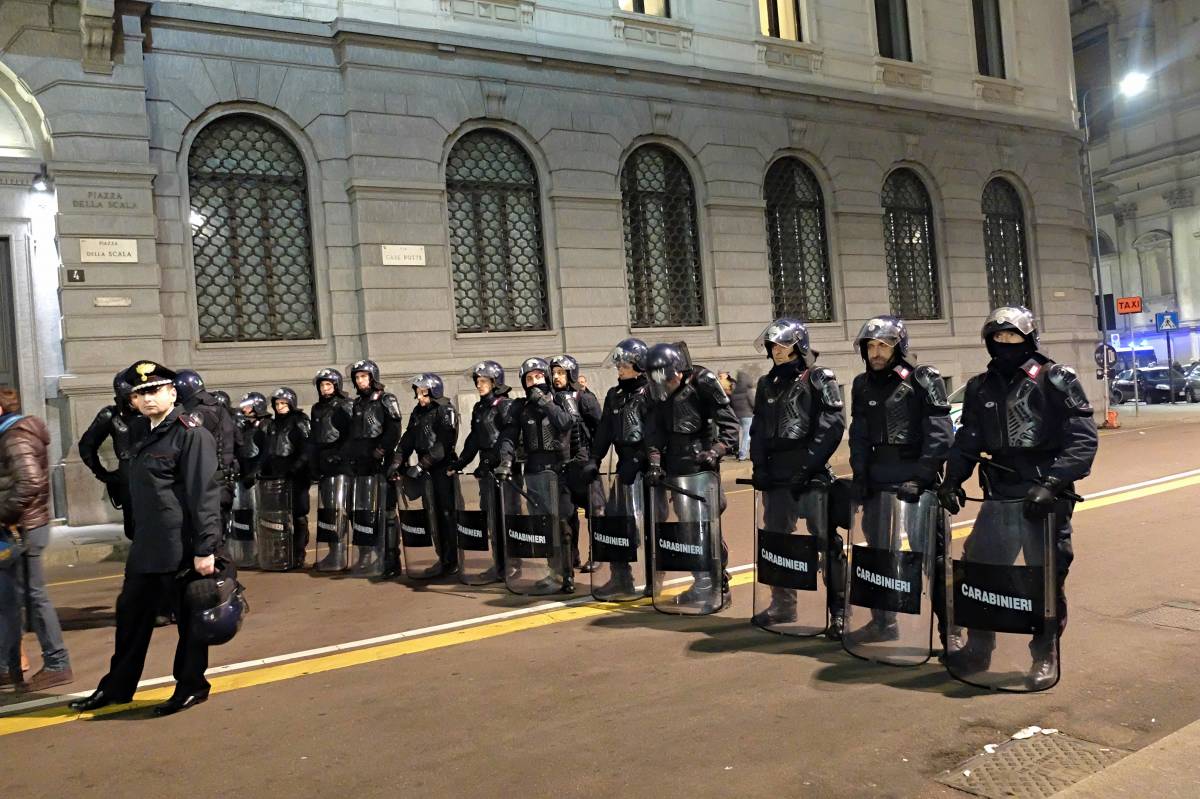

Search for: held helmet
xmin=468 ymin=360 xmax=506 ymax=389
xmin=549 ymin=354 xmax=580 ymax=385
xmin=603 ymin=338 xmax=649 ymax=372
xmin=174 ymin=369 xmax=205 ymax=404
xmin=113 ymin=370 xmax=134 ymax=402
xmin=271 ymin=387 xmax=298 ymax=413
xmin=349 ymin=359 xmax=383 ymax=391
xmin=313 ymin=368 xmax=344 ymax=397
xmin=519 ymin=357 xmax=551 ymax=390
xmin=644 ymin=343 xmax=690 ymax=402
xmin=210 ymin=390 xmax=232 ymax=410
xmin=238 ymin=392 xmax=269 ymax=419
xmin=754 ymin=318 xmax=815 ymax=367
xmin=981 ymin=306 xmax=1039 ymax=357
xmin=853 ymin=315 xmax=910 ymax=360
xmin=182 ymin=567 xmax=248 ymax=647
xmin=410 ymin=373 xmax=445 ymax=400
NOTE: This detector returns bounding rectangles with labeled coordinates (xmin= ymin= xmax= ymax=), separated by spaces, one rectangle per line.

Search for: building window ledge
xmin=612 ymin=10 xmax=694 ymax=51
xmin=973 ymin=75 xmax=1024 ymax=106
xmin=874 ymin=57 xmax=932 ymax=92
xmin=439 ymin=0 xmax=536 ymax=27
xmin=756 ymin=36 xmax=824 ymax=74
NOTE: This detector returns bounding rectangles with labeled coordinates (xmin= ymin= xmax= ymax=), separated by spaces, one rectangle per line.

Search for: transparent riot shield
xmin=589 ymin=473 xmax=645 ymax=603
xmin=227 ymin=481 xmax=257 ymax=568
xmin=503 ymin=470 xmax=567 ymax=596
xmin=350 ymin=474 xmax=386 ymax=577
xmin=399 ymin=474 xmax=439 ymax=580
xmin=752 ymin=486 xmax=828 ymax=636
xmin=255 ymin=478 xmax=296 ymax=571
xmin=314 ymin=475 xmax=351 ymax=572
xmin=843 ymin=490 xmax=939 ymax=665
xmin=651 ymin=472 xmax=722 ymax=615
xmin=457 ymin=473 xmax=501 ymax=586
xmin=945 ymin=500 xmax=1059 ymax=692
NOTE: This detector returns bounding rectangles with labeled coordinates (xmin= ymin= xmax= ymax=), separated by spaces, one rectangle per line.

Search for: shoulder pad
xmin=297 ymin=417 xmax=312 ymax=437
xmin=1047 ymin=363 xmax=1092 ymax=414
xmin=913 ymin=364 xmax=950 ymax=410
xmin=382 ymin=394 xmax=403 ymax=420
xmin=96 ymin=405 xmax=116 ymax=424
xmin=809 ymin=367 xmax=844 ymax=410
xmin=443 ymin=404 xmax=457 ymax=426
xmin=693 ymin=368 xmax=731 ymax=406
xmin=179 ymin=412 xmax=203 ymax=429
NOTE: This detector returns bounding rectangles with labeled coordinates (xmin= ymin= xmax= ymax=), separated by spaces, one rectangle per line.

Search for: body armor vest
xmin=980 ymin=365 xmax=1053 ymax=451
xmin=110 ymin=411 xmax=137 ymax=461
xmin=411 ymin=407 xmax=439 ymax=453
xmin=471 ymin=396 xmax=506 ymax=451
xmin=239 ymin=418 xmax=263 ymax=460
xmin=614 ymin=387 xmax=648 ymax=445
xmin=760 ymin=370 xmax=813 ymax=442
xmin=520 ymin=402 xmax=568 ymax=456
xmin=264 ymin=417 xmax=298 ymax=459
xmin=352 ymin=394 xmax=388 ymax=440
xmin=313 ymin=398 xmax=350 ymax=446
xmin=668 ymin=382 xmax=704 ymax=435
xmin=864 ymin=375 xmax=923 ymax=447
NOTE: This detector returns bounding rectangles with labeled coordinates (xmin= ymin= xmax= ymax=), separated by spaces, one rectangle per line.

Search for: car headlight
xmin=1155 ymin=383 xmax=1170 ymax=390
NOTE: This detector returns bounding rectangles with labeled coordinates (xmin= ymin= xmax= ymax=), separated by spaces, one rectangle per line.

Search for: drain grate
xmin=935 ymin=733 xmax=1128 ymax=799
xmin=1130 ymin=601 xmax=1200 ymax=632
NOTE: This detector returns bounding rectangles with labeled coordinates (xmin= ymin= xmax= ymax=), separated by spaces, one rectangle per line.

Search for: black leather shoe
xmin=153 ymin=692 xmax=209 ymax=717
xmin=69 ymin=689 xmax=131 ymax=712
xmin=1025 ymin=658 xmax=1057 ymax=691
xmin=579 ymin=560 xmax=600 ymax=574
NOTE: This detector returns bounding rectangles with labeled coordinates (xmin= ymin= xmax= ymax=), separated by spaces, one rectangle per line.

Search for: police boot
xmin=579 ymin=560 xmax=600 ymax=574
xmin=1026 ymin=657 xmax=1057 ymax=691
xmin=752 ymin=587 xmax=797 ymax=627
xmin=292 ymin=517 xmax=309 ymax=569
xmin=677 ymin=573 xmax=715 ymax=606
xmin=825 ymin=608 xmax=845 ymax=641
xmin=418 ymin=562 xmax=447 ymax=579
xmin=946 ymin=633 xmax=994 ymax=674
xmin=477 ymin=565 xmax=501 ymax=584
xmin=381 ymin=547 xmax=402 ymax=579
xmin=317 ymin=543 xmax=344 ymax=571
xmin=849 ymin=609 xmax=900 ymax=644
xmin=596 ymin=563 xmax=636 ymax=598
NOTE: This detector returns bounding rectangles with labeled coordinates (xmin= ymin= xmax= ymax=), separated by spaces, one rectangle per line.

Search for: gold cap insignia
xmin=136 ymin=362 xmax=155 ymax=383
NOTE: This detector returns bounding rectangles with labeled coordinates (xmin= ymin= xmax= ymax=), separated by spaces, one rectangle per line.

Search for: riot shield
xmin=399 ymin=474 xmax=439 ymax=580
xmin=650 ymin=472 xmax=722 ymax=615
xmin=457 ymin=473 xmax=502 ymax=586
xmin=752 ymin=486 xmax=829 ymax=636
xmin=843 ymin=490 xmax=939 ymax=665
xmin=227 ymin=481 xmax=257 ymax=568
xmin=350 ymin=474 xmax=386 ymax=577
xmin=589 ymin=473 xmax=645 ymax=603
xmin=255 ymin=478 xmax=296 ymax=571
xmin=945 ymin=500 xmax=1059 ymax=692
xmin=314 ymin=475 xmax=351 ymax=572
xmin=502 ymin=470 xmax=567 ymax=596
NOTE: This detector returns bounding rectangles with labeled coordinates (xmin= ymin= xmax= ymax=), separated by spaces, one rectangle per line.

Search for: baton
xmin=500 ymin=476 xmax=551 ymax=515
xmin=970 ymin=452 xmax=1085 ymax=503
xmin=654 ymin=479 xmax=707 ymax=503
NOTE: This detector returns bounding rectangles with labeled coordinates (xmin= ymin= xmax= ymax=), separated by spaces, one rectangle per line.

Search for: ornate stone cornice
xmin=80 ymin=0 xmax=116 ymax=75
xmin=1113 ymin=201 xmax=1138 ymax=225
xmin=1164 ymin=187 xmax=1194 ymax=210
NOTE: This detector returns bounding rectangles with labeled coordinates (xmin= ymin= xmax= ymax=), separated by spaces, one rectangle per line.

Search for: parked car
xmin=1110 ymin=366 xmax=1200 ymax=404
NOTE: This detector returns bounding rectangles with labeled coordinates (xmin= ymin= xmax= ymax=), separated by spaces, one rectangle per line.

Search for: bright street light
xmin=1119 ymin=71 xmax=1149 ymax=98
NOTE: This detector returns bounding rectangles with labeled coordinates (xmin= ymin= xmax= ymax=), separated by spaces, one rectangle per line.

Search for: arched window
xmin=881 ymin=169 xmax=941 ymax=319
xmin=446 ymin=130 xmax=550 ymax=334
xmin=982 ymin=178 xmax=1031 ymax=308
xmin=188 ymin=114 xmax=318 ymax=342
xmin=764 ymin=158 xmax=833 ymax=322
xmin=621 ymin=145 xmax=705 ymax=327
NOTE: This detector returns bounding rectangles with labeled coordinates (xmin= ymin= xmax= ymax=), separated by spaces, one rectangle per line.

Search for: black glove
xmin=386 ymin=461 xmax=402 ymax=481
xmin=405 ymin=464 xmax=426 ymax=481
xmin=751 ymin=472 xmax=772 ymax=491
xmin=494 ymin=463 xmax=513 ymax=482
xmin=696 ymin=449 xmax=719 ymax=470
xmin=645 ymin=463 xmax=665 ymax=486
xmin=937 ymin=483 xmax=965 ymax=515
xmin=417 ymin=454 xmax=434 ymax=471
xmin=527 ymin=384 xmax=549 ymax=403
xmin=579 ymin=461 xmax=600 ymax=485
xmin=1023 ymin=477 xmax=1061 ymax=520
xmin=895 ymin=480 xmax=925 ymax=503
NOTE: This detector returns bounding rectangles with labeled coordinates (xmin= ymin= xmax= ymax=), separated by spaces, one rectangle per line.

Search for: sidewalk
xmin=1055 ymin=719 xmax=1200 ymax=798
xmin=43 ymin=522 xmax=128 ymax=569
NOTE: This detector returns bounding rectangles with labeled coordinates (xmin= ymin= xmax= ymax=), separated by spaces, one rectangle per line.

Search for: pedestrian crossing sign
xmin=1156 ymin=311 xmax=1179 ymax=332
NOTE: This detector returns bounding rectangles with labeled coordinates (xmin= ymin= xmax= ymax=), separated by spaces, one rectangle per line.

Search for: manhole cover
xmin=935 ymin=733 xmax=1128 ymax=799
xmin=1130 ymin=601 xmax=1200 ymax=632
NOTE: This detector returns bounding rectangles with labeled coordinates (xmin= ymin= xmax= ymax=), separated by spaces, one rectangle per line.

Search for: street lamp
xmin=1081 ymin=71 xmax=1149 ymax=426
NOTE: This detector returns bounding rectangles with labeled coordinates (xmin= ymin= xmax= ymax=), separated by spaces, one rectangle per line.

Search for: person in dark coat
xmin=78 ymin=371 xmax=144 ymax=539
xmin=71 ymin=361 xmax=224 ymax=717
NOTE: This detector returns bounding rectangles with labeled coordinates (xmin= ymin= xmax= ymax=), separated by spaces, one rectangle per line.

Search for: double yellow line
xmin=4 ymin=471 xmax=1199 ymax=738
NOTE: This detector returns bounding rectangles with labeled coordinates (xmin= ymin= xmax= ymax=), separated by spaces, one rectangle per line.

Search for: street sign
xmin=1156 ymin=311 xmax=1179 ymax=332
xmin=1110 ymin=333 xmax=1121 ymax=348
xmin=1094 ymin=344 xmax=1117 ymax=368
xmin=1117 ymin=296 xmax=1143 ymax=314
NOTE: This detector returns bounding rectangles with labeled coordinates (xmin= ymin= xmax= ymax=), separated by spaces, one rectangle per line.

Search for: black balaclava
xmin=987 ymin=336 xmax=1037 ymax=377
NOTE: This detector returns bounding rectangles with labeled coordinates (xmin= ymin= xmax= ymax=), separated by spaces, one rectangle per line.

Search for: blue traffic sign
xmin=1156 ymin=311 xmax=1179 ymax=332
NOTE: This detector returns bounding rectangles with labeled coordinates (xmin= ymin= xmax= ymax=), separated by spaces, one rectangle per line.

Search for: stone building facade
xmin=0 ymin=0 xmax=1093 ymax=525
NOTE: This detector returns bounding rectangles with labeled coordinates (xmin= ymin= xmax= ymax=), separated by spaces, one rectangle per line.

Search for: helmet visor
xmin=754 ymin=320 xmax=803 ymax=353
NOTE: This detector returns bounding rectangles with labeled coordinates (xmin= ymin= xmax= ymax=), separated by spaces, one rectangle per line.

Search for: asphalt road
xmin=5 ymin=409 xmax=1200 ymax=798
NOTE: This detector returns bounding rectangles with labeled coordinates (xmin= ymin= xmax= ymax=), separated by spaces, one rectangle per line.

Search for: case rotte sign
xmin=1116 ymin=296 xmax=1143 ymax=314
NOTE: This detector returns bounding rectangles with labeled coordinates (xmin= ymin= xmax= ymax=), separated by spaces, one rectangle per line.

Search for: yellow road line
xmin=9 ymin=473 xmax=1200 ymax=738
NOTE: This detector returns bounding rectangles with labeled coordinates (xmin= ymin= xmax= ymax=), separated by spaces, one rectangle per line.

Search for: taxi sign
xmin=1116 ymin=296 xmax=1142 ymax=314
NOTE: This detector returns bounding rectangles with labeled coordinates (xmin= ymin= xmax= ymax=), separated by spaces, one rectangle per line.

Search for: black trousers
xmin=98 ymin=571 xmax=209 ymax=700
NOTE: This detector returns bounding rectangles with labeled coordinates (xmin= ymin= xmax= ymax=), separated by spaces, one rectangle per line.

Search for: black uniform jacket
xmin=126 ymin=407 xmax=223 ymax=574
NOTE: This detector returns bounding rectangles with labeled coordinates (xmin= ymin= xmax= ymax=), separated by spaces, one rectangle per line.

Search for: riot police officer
xmin=309 ymin=369 xmax=353 ymax=569
xmin=258 ymin=388 xmax=312 ymax=567
xmin=550 ymin=354 xmax=603 ymax=573
xmin=346 ymin=360 xmax=403 ymax=575
xmin=235 ymin=392 xmax=270 ymax=487
xmin=175 ymin=370 xmax=237 ymax=522
xmin=937 ymin=306 xmax=1098 ymax=690
xmin=393 ymin=374 xmax=460 ymax=578
xmin=847 ymin=315 xmax=952 ymax=643
xmin=497 ymin=358 xmax=577 ymax=593
xmin=749 ymin=320 xmax=847 ymax=636
xmin=78 ymin=371 xmax=144 ymax=538
xmin=454 ymin=361 xmax=515 ymax=582
xmin=644 ymin=342 xmax=740 ymax=608
xmin=590 ymin=338 xmax=654 ymax=595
